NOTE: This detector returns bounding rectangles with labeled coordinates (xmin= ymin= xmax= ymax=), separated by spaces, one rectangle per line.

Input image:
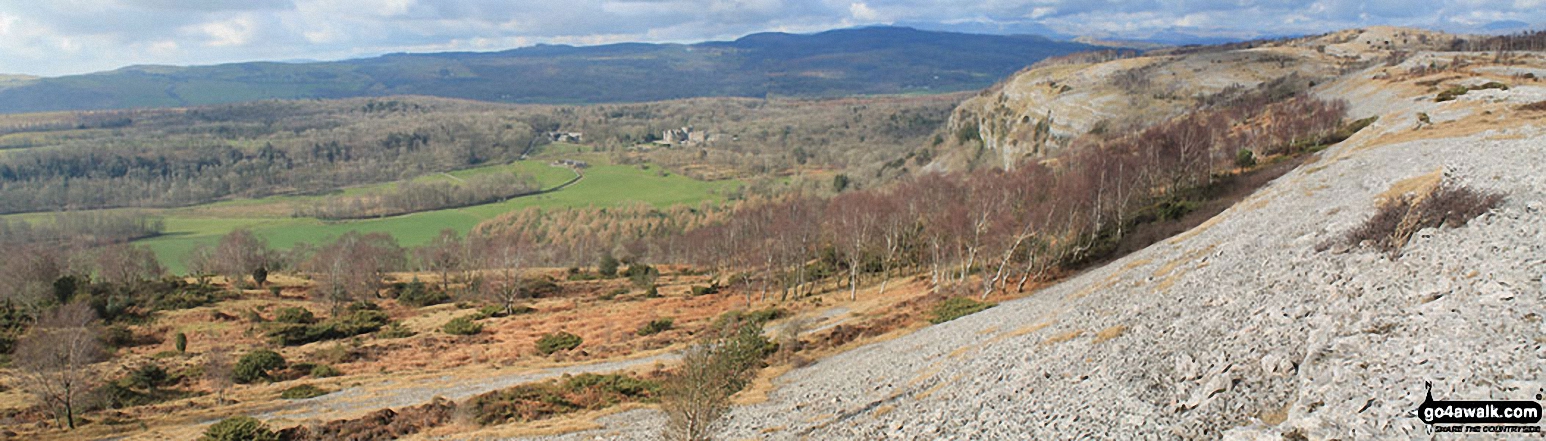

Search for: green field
xmin=102 ymin=148 xmax=741 ymax=274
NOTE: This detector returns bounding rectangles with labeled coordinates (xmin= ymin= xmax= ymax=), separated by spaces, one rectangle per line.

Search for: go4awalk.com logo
xmin=1411 ymin=382 xmax=1544 ymax=434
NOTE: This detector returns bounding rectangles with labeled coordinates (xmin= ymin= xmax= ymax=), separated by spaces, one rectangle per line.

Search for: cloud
xmin=850 ymin=2 xmax=883 ymax=21
xmin=195 ymin=16 xmax=257 ymax=47
xmin=0 ymin=0 xmax=1541 ymax=76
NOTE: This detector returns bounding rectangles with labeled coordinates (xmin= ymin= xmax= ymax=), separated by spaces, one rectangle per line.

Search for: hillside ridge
xmin=0 ymin=26 xmax=1098 ymax=113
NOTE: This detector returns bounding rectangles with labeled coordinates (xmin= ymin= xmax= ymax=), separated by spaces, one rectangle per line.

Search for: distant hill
xmin=0 ymin=27 xmax=1099 ymax=113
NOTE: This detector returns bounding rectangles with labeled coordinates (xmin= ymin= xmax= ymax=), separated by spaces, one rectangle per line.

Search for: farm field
xmin=19 ymin=144 xmax=742 ymax=273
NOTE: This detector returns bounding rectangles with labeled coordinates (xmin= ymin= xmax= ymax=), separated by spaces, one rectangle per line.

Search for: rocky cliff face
xmin=940 ymin=27 xmax=1466 ymax=169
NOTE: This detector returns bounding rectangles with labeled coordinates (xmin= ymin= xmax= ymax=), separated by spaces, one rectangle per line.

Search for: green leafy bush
xmin=101 ymin=324 xmax=133 ymax=348
xmin=128 ymin=364 xmax=171 ymax=391
xmin=644 ymin=285 xmax=660 ymax=298
xmin=265 ymin=309 xmax=390 ymax=346
xmin=535 ymin=331 xmax=582 ymax=355
xmin=623 ymin=264 xmax=659 ymax=288
xmin=273 ymin=307 xmax=316 ymax=324
xmin=443 ymin=317 xmax=484 ymax=335
xmin=309 ymin=364 xmax=341 ymax=378
xmin=396 ymin=279 xmax=449 ymax=307
xmin=153 ymin=288 xmax=220 ymax=311
xmin=202 ymin=416 xmax=279 ymax=441
xmin=346 ymin=300 xmax=382 ymax=312
xmin=929 ymin=297 xmax=996 ymax=324
xmin=714 ymin=308 xmax=786 ymax=329
xmin=232 ymin=349 xmax=286 ymax=384
xmin=636 ymin=318 xmax=674 ymax=336
xmin=280 ymin=384 xmax=330 ymax=400
xmin=597 ymin=254 xmax=619 ymax=277
xmin=472 ymin=304 xmax=534 ymax=320
xmin=173 ymin=332 xmax=187 ymax=353
xmin=690 ymin=285 xmax=719 ymax=296
xmin=470 ymin=373 xmax=658 ymax=425
xmin=1235 ymin=149 xmax=1256 ymax=168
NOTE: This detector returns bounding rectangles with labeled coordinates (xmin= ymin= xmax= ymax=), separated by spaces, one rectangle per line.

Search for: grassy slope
xmin=129 ymin=147 xmax=739 ymax=273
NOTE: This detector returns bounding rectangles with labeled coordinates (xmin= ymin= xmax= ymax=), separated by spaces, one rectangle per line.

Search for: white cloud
xmin=195 ymin=16 xmax=256 ymax=47
xmin=0 ymin=0 xmax=1543 ymax=76
xmin=850 ymin=2 xmax=881 ymax=21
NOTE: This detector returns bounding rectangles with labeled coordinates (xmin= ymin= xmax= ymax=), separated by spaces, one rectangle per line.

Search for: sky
xmin=0 ymin=0 xmax=1541 ymax=77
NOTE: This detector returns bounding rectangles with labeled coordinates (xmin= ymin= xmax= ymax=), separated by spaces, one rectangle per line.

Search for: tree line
xmin=293 ymin=171 xmax=540 ymax=220
xmin=0 ymin=211 xmax=163 ymax=247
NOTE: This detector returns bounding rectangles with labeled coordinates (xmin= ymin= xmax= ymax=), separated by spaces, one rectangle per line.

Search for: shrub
xmin=473 ymin=304 xmax=534 ymax=320
xmin=714 ymin=308 xmax=786 ymax=329
xmin=929 ymin=297 xmax=996 ymax=324
xmin=274 ymin=307 xmax=316 ymax=324
xmin=1435 ymin=85 xmax=1469 ymax=102
xmin=1343 ymin=180 xmax=1504 ymax=256
xmin=475 ymin=305 xmax=507 ymax=319
xmin=346 ymin=301 xmax=381 ymax=312
xmin=101 ymin=324 xmax=134 ymax=348
xmin=153 ymin=288 xmax=219 ymax=311
xmin=174 ymin=332 xmax=187 ymax=353
xmin=637 ymin=318 xmax=674 ymax=336
xmin=1234 ymin=149 xmax=1256 ymax=168
xmin=127 ymin=363 xmax=171 ymax=391
xmin=233 ymin=349 xmax=287 ymax=384
xmin=535 ymin=331 xmax=582 ymax=355
xmin=266 ymin=309 xmax=390 ymax=346
xmin=1477 ymin=81 xmax=1509 ymax=91
xmin=280 ymin=384 xmax=330 ymax=400
xmin=660 ymin=322 xmax=772 ymax=441
xmin=623 ymin=264 xmax=659 ymax=288
xmin=644 ymin=285 xmax=660 ymax=298
xmin=202 ymin=416 xmax=279 ymax=441
xmin=309 ymin=364 xmax=341 ymax=378
xmin=597 ymin=254 xmax=619 ymax=277
xmin=443 ymin=317 xmax=483 ymax=335
xmin=396 ymin=279 xmax=450 ymax=308
xmin=470 ymin=373 xmax=659 ymax=425
xmin=690 ymin=285 xmax=719 ymax=296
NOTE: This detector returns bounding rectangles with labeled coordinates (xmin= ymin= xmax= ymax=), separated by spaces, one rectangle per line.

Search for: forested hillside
xmin=0 ymin=27 xmax=1096 ymax=113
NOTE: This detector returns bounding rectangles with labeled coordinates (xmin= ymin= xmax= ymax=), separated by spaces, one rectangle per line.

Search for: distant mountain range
xmin=0 ymin=27 xmax=1102 ymax=113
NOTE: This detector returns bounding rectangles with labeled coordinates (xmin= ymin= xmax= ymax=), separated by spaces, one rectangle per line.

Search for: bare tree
xmin=474 ymin=230 xmax=530 ymax=316
xmin=204 ymin=347 xmax=233 ymax=406
xmin=13 ymin=302 xmax=104 ymax=430
xmin=305 ymin=231 xmax=406 ymax=312
xmin=211 ymin=229 xmax=277 ymax=288
xmin=0 ymin=244 xmax=82 ymax=308
xmin=413 ymin=229 xmax=466 ymax=292
xmin=93 ymin=243 xmax=164 ymax=286
xmin=826 ymin=191 xmax=879 ymax=301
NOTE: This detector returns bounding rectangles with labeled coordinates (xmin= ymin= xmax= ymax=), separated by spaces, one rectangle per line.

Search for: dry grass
xmin=1042 ymin=329 xmax=1086 ymax=346
xmin=1092 ymin=325 xmax=1128 ymax=344
xmin=1376 ymin=168 xmax=1443 ymax=206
